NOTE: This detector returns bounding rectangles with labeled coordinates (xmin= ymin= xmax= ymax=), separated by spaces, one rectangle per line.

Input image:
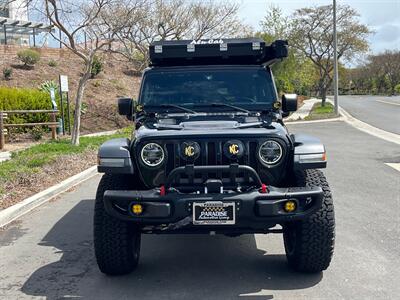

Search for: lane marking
xmin=385 ymin=163 xmax=400 ymax=172
xmin=376 ymin=100 xmax=400 ymax=106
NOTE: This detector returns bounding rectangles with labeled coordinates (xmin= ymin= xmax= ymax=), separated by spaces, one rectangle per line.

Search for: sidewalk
xmin=284 ymin=98 xmax=320 ymax=121
xmin=0 ymin=151 xmax=11 ymax=163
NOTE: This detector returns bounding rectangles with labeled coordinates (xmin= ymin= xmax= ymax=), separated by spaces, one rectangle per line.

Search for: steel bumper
xmin=103 ymin=186 xmax=323 ymax=229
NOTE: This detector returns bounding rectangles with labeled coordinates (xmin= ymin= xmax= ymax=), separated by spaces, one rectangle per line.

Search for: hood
xmin=134 ymin=119 xmax=288 ymax=142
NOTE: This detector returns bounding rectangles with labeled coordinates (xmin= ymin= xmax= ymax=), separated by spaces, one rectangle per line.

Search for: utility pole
xmin=333 ymin=0 xmax=339 ymax=116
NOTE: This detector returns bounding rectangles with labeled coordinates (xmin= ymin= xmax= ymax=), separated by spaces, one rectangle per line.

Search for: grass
xmin=305 ymin=102 xmax=336 ymax=120
xmin=0 ymin=129 xmax=130 ymax=183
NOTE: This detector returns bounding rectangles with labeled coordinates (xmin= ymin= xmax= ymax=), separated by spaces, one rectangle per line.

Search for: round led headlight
xmin=258 ymin=140 xmax=283 ymax=165
xmin=140 ymin=143 xmax=165 ymax=167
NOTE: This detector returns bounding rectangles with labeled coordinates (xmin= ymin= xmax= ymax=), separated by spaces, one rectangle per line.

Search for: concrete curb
xmin=0 ymin=166 xmax=98 ymax=228
xmin=325 ymin=98 xmax=400 ymax=145
xmin=339 ymin=106 xmax=400 ymax=145
xmin=286 ymin=116 xmax=343 ymax=125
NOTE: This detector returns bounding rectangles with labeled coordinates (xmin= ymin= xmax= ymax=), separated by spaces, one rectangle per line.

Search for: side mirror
xmin=282 ymin=94 xmax=298 ymax=113
xmin=118 ymin=97 xmax=133 ymax=120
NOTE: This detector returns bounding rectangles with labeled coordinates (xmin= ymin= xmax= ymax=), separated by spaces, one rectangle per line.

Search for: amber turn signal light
xmin=132 ymin=203 xmax=143 ymax=215
xmin=284 ymin=200 xmax=296 ymax=213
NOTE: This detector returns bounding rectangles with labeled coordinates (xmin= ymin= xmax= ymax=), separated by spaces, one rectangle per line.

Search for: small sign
xmin=50 ymin=88 xmax=57 ymax=109
xmin=60 ymin=75 xmax=69 ymax=92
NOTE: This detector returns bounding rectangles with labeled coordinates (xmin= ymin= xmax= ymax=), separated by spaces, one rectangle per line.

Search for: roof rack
xmin=149 ymin=38 xmax=288 ymax=67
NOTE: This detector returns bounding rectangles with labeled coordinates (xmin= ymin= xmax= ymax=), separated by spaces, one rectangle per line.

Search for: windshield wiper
xmin=206 ymin=103 xmax=250 ymax=114
xmin=235 ymin=121 xmax=263 ymax=128
xmin=145 ymin=104 xmax=198 ymax=115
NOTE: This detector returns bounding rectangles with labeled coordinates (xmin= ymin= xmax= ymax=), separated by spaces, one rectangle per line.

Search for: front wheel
xmin=283 ymin=169 xmax=335 ymax=273
xmin=94 ymin=174 xmax=141 ymax=275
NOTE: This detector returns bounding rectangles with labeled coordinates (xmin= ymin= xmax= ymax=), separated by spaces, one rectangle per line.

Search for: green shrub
xmin=395 ymin=84 xmax=400 ymax=95
xmin=91 ymin=55 xmax=103 ymax=78
xmin=3 ymin=67 xmax=12 ymax=80
xmin=0 ymin=87 xmax=53 ymax=110
xmin=48 ymin=59 xmax=57 ymax=67
xmin=17 ymin=49 xmax=41 ymax=67
xmin=0 ymin=87 xmax=54 ymax=126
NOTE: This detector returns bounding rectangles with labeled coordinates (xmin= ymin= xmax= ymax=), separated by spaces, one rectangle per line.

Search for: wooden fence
xmin=0 ymin=110 xmax=59 ymax=150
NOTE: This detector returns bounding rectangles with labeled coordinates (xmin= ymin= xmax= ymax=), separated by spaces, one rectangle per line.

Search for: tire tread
xmin=284 ymin=169 xmax=335 ymax=273
xmin=93 ymin=174 xmax=141 ymax=275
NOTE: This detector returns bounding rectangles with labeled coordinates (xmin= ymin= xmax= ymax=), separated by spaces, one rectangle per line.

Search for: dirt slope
xmin=0 ymin=49 xmax=141 ymax=133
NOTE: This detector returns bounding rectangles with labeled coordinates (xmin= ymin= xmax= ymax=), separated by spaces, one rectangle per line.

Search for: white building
xmin=1 ymin=0 xmax=30 ymax=45
xmin=1 ymin=0 xmax=52 ymax=46
xmin=1 ymin=0 xmax=28 ymax=20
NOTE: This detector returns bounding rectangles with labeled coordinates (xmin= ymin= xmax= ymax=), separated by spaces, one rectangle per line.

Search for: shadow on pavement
xmin=21 ymin=199 xmax=322 ymax=299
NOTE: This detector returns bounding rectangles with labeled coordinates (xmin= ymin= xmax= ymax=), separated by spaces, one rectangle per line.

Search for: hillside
xmin=0 ymin=45 xmax=141 ymax=133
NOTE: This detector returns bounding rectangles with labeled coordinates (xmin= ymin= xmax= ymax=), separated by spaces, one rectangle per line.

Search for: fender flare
xmin=97 ymin=138 xmax=134 ymax=174
xmin=292 ymin=134 xmax=327 ymax=170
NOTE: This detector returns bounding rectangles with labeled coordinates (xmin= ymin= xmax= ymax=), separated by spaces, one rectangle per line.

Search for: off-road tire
xmin=94 ymin=174 xmax=141 ymax=275
xmin=283 ymin=169 xmax=335 ymax=273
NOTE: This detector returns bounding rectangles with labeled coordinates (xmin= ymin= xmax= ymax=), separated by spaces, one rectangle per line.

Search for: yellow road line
xmin=376 ymin=100 xmax=400 ymax=106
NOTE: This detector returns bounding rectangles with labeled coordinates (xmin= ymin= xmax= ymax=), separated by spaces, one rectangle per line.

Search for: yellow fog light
xmin=284 ymin=200 xmax=296 ymax=213
xmin=132 ymin=203 xmax=143 ymax=215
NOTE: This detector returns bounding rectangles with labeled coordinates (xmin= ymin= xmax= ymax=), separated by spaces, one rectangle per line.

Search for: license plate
xmin=193 ymin=201 xmax=235 ymax=225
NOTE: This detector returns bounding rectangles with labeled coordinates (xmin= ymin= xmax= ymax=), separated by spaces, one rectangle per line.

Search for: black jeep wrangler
xmin=94 ymin=38 xmax=335 ymax=275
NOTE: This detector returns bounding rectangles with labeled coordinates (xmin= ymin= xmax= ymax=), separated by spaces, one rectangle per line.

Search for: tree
xmin=257 ymin=5 xmax=317 ymax=96
xmin=33 ymin=0 xmax=132 ymax=145
xmin=289 ymin=5 xmax=371 ymax=105
xmin=369 ymin=51 xmax=400 ymax=95
xmin=110 ymin=0 xmax=252 ymax=71
xmin=259 ymin=5 xmax=288 ymax=44
xmin=188 ymin=0 xmax=251 ymax=40
xmin=341 ymin=50 xmax=400 ymax=96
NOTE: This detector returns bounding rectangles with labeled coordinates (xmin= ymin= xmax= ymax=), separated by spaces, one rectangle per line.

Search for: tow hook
xmin=261 ymin=183 xmax=268 ymax=193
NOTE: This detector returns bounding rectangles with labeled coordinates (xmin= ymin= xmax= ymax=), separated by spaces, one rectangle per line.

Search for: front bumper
xmin=103 ymin=186 xmax=323 ymax=232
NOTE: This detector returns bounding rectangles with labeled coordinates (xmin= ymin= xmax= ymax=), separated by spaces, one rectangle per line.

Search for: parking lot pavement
xmin=339 ymin=95 xmax=400 ymax=135
xmin=0 ymin=121 xmax=399 ymax=300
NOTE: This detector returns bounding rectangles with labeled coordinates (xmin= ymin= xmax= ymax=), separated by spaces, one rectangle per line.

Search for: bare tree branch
xmin=289 ymin=4 xmax=371 ymax=104
xmin=107 ymin=0 xmax=252 ymax=71
xmin=33 ymin=0 xmax=136 ymax=145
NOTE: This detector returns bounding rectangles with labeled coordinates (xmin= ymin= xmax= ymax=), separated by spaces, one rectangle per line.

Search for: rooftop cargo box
xmin=149 ymin=38 xmax=288 ymax=66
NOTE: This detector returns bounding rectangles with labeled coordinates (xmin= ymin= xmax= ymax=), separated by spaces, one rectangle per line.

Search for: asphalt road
xmin=1 ymin=121 xmax=399 ymax=299
xmin=338 ymin=95 xmax=400 ymax=135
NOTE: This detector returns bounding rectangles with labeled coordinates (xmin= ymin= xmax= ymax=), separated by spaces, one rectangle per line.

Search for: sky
xmin=232 ymin=0 xmax=400 ymax=55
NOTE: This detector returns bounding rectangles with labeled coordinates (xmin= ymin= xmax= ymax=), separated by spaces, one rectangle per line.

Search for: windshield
xmin=140 ymin=67 xmax=277 ymax=111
